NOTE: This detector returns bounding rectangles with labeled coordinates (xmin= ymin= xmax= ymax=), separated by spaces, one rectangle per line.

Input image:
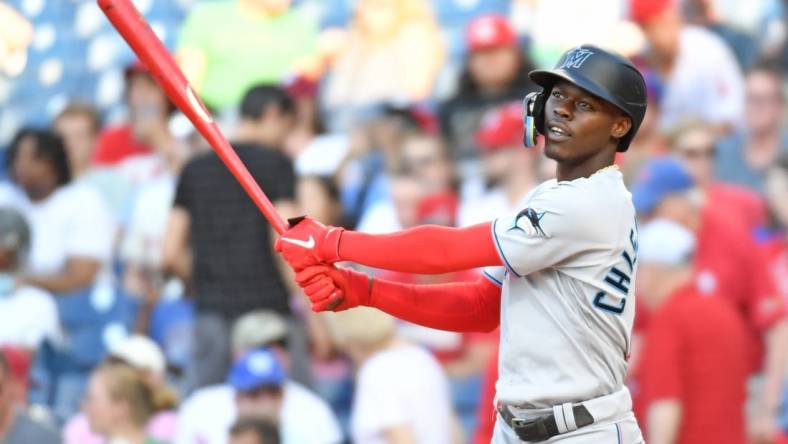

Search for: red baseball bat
xmin=97 ymin=0 xmax=288 ymax=234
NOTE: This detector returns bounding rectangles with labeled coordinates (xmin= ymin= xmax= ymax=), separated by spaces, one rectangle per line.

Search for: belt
xmin=498 ymin=403 xmax=595 ymax=442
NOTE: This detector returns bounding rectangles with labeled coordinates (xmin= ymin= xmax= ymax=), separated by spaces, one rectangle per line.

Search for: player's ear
xmin=611 ymin=115 xmax=632 ymax=140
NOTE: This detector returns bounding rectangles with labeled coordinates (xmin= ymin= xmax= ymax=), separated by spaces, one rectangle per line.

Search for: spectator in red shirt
xmin=635 ymin=218 xmax=749 ymax=444
xmin=93 ymin=62 xmax=175 ymax=165
xmin=762 ymin=153 xmax=788 ymax=313
xmin=761 ymin=154 xmax=788 ymax=442
xmin=632 ymin=157 xmax=788 ymax=443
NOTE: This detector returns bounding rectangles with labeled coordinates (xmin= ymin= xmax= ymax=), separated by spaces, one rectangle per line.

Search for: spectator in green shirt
xmin=176 ymin=0 xmax=318 ymax=111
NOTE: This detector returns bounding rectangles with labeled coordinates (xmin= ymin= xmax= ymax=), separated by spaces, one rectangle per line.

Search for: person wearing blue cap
xmin=175 ymin=314 xmax=341 ymax=444
xmin=630 ymin=155 xmax=699 ymax=220
xmin=228 ymin=349 xmax=287 ymax=426
xmin=634 ymin=218 xmax=749 ymax=444
xmin=226 ymin=348 xmax=343 ymax=444
xmin=631 ymin=156 xmax=788 ymax=441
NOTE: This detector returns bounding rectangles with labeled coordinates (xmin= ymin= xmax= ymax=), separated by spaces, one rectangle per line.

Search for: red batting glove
xmin=275 ymin=217 xmax=344 ymax=271
xmin=295 ymin=265 xmax=371 ymax=312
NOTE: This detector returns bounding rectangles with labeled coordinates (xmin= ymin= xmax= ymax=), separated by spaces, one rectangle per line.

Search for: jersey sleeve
xmin=482 ymin=266 xmax=505 ymax=288
xmin=491 ymin=185 xmax=606 ymax=277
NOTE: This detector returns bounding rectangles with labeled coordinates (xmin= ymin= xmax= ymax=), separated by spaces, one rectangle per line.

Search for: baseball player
xmin=277 ymin=45 xmax=647 ymax=443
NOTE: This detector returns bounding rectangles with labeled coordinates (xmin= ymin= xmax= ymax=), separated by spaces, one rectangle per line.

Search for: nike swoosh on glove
xmin=295 ymin=265 xmax=371 ymax=312
xmin=275 ymin=216 xmax=345 ymax=271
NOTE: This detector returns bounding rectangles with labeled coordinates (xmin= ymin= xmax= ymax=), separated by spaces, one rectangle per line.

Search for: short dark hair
xmin=229 ymin=417 xmax=280 ymax=444
xmin=240 ymin=85 xmax=294 ymax=120
xmin=54 ymin=102 xmax=102 ymax=134
xmin=5 ymin=128 xmax=71 ymax=186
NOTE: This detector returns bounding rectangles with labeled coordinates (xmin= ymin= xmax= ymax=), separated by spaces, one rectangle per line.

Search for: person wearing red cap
xmin=93 ymin=62 xmax=178 ymax=166
xmin=458 ymin=102 xmax=545 ymax=227
xmin=439 ymin=14 xmax=538 ymax=162
xmin=631 ymin=0 xmax=744 ymax=133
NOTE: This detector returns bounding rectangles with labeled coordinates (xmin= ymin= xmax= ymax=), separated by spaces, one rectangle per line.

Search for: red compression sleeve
xmin=368 ymin=275 xmax=501 ymax=332
xmin=340 ymin=222 xmax=502 ymax=274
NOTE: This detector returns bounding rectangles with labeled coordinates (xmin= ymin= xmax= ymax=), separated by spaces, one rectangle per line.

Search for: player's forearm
xmin=368 ymin=276 xmax=501 ymax=333
xmin=340 ymin=222 xmax=502 ymax=274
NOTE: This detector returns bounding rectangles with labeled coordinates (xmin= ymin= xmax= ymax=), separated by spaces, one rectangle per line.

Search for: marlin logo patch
xmin=509 ymin=207 xmax=546 ymax=236
xmin=559 ymin=48 xmax=594 ymax=70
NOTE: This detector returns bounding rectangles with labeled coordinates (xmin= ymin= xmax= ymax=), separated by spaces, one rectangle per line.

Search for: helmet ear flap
xmin=522 ymin=90 xmax=548 ymax=148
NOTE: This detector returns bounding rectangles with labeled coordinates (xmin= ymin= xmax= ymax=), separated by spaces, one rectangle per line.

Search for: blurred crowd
xmin=0 ymin=0 xmax=786 ymax=443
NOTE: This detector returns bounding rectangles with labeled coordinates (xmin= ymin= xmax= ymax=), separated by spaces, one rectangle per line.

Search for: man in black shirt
xmin=164 ymin=85 xmax=298 ymax=391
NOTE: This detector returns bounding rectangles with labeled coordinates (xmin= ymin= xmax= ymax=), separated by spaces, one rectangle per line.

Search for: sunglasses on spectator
xmin=677 ymin=145 xmax=716 ymax=160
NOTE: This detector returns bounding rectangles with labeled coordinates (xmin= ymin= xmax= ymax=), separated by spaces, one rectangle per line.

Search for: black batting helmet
xmin=524 ymin=45 xmax=647 ymax=152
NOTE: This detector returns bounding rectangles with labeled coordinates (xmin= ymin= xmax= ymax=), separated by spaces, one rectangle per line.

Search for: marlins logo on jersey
xmin=508 ymin=207 xmax=546 ymax=237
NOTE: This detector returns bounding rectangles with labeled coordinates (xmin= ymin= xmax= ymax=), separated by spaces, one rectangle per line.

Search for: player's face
xmin=542 ymin=81 xmax=631 ymax=166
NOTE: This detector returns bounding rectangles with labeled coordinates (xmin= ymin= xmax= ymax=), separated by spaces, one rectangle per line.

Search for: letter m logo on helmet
xmin=559 ymin=48 xmax=594 ymax=70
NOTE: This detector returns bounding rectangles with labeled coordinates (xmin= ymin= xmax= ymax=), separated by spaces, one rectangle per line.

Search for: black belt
xmin=498 ymin=404 xmax=594 ymax=442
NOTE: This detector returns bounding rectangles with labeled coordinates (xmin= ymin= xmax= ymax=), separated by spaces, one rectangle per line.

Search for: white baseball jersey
xmin=484 ymin=166 xmax=638 ymax=408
